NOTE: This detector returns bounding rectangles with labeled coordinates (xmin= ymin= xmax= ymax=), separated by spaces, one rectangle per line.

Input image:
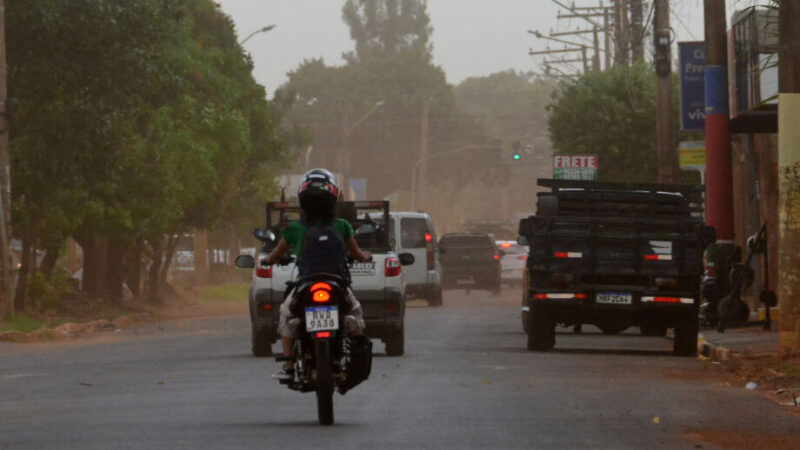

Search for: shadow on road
xmin=549 ymin=347 xmax=673 ymax=357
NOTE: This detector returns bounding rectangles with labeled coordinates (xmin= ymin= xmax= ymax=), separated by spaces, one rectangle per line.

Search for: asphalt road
xmin=1 ymin=288 xmax=798 ymax=449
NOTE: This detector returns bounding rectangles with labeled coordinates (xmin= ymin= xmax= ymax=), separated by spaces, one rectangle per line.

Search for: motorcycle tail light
xmin=311 ymin=282 xmax=332 ymax=303
xmin=385 ymin=258 xmax=402 ymax=277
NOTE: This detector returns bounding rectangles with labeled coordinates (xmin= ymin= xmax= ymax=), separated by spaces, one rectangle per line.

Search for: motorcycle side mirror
xmin=235 ymin=254 xmax=255 ymax=269
xmin=252 ymin=228 xmax=277 ymax=244
xmin=398 ymin=252 xmax=415 ymax=266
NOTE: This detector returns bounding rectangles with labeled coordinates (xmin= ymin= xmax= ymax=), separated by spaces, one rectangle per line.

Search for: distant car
xmin=439 ymin=233 xmax=501 ymax=294
xmin=495 ymin=240 xmax=528 ymax=285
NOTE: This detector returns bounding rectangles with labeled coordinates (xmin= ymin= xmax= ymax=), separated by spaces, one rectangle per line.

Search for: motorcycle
xmin=278 ymin=273 xmax=373 ymax=425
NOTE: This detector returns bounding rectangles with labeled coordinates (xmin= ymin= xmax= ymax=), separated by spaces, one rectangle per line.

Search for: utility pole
xmin=654 ymin=0 xmax=675 ymax=183
xmin=604 ymin=8 xmax=612 ymax=69
xmin=778 ymin=0 xmax=800 ymax=357
xmin=613 ymin=0 xmax=628 ymax=66
xmin=417 ymin=100 xmax=430 ymax=211
xmin=0 ymin=0 xmax=11 ymax=320
xmin=630 ymin=0 xmax=645 ymax=61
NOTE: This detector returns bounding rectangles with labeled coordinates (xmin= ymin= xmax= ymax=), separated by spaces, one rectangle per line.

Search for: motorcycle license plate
xmin=596 ymin=292 xmax=632 ymax=305
xmin=305 ymin=306 xmax=339 ymax=332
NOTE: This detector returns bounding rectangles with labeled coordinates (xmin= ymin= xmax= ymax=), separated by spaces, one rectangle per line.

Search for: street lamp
xmin=239 ymin=24 xmax=276 ymax=45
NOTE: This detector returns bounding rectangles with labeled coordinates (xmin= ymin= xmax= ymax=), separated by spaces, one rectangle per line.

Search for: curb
xmin=0 ymin=313 xmax=151 ymax=344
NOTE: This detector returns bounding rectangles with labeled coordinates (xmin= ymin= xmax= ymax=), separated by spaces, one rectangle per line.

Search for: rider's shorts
xmin=278 ymin=287 xmax=365 ymax=339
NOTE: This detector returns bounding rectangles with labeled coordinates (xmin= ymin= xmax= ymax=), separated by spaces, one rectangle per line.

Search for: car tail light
xmin=644 ymin=254 xmax=672 ymax=261
xmin=641 ymin=296 xmax=693 ymax=304
xmin=554 ymin=252 xmax=582 ymax=258
xmin=518 ymin=255 xmax=528 ymax=261
xmin=255 ymin=265 xmax=272 ymax=278
xmin=533 ymin=293 xmax=586 ymax=300
xmin=260 ymin=303 xmax=273 ymax=311
xmin=385 ymin=257 xmax=402 ymax=277
xmin=500 ymin=242 xmax=512 ymax=248
xmin=493 ymin=254 xmax=500 ymax=260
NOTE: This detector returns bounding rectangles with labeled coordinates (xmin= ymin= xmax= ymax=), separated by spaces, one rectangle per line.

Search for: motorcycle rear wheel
xmin=315 ymin=339 xmax=334 ymax=425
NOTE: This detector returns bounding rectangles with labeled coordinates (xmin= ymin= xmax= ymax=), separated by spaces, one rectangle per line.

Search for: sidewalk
xmin=699 ymin=324 xmax=778 ymax=362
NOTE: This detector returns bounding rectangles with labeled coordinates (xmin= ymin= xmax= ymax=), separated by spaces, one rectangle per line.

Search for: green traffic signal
xmin=512 ymin=153 xmax=521 ymax=161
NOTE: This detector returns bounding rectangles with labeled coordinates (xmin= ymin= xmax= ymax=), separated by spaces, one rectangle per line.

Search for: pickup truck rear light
xmin=385 ymin=257 xmax=402 ymax=277
xmin=260 ymin=303 xmax=273 ymax=311
xmin=518 ymin=255 xmax=528 ymax=261
xmin=426 ymin=233 xmax=435 ymax=270
xmin=641 ymin=296 xmax=693 ymax=304
xmin=255 ymin=265 xmax=273 ymax=278
xmin=554 ymin=252 xmax=582 ymax=259
xmin=644 ymin=254 xmax=673 ymax=261
xmin=533 ymin=293 xmax=586 ymax=300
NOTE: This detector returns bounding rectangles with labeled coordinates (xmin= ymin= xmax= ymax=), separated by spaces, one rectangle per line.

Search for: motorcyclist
xmin=263 ymin=169 xmax=371 ymax=380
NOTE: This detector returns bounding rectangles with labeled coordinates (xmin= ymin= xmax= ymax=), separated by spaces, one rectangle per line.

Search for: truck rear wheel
xmin=527 ymin=305 xmax=555 ymax=351
xmin=385 ymin=328 xmax=405 ymax=356
xmin=251 ymin=325 xmax=273 ymax=357
xmin=674 ymin=310 xmax=699 ymax=356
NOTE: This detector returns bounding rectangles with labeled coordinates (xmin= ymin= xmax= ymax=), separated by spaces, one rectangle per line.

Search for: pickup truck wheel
xmin=427 ymin=288 xmax=443 ymax=307
xmin=251 ymin=325 xmax=273 ymax=357
xmin=526 ymin=306 xmax=555 ymax=351
xmin=674 ymin=311 xmax=699 ymax=356
xmin=385 ymin=328 xmax=405 ymax=356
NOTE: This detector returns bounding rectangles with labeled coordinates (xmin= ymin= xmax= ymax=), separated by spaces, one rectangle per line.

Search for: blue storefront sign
xmin=679 ymin=42 xmax=706 ymax=131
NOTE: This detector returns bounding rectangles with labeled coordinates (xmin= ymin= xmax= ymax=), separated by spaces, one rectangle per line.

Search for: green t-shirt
xmin=280 ymin=218 xmax=354 ymax=262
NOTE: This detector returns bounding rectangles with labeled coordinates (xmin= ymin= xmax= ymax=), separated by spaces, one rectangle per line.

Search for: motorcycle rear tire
xmin=315 ymin=339 xmax=334 ymax=425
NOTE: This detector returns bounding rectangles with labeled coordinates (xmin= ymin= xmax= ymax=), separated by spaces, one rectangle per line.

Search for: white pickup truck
xmin=244 ymin=201 xmax=413 ymax=357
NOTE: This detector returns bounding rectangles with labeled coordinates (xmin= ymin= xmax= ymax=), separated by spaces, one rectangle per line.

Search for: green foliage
xmin=196 ymin=282 xmax=250 ymax=303
xmin=342 ymin=0 xmax=433 ymax=62
xmin=27 ymin=269 xmax=75 ymax=312
xmin=0 ymin=315 xmax=45 ymax=333
xmin=547 ymin=63 xmax=661 ymax=183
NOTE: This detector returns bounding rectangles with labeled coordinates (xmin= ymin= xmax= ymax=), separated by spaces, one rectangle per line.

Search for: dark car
xmin=438 ymin=233 xmax=502 ymax=294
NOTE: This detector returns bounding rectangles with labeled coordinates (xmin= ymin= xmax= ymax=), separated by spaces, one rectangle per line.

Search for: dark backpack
xmin=298 ymin=221 xmax=350 ymax=284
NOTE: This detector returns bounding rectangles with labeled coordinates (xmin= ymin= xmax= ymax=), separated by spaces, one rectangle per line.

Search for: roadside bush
xmin=27 ymin=269 xmax=74 ymax=312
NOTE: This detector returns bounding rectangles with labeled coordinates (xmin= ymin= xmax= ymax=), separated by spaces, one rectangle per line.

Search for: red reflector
xmin=260 ymin=303 xmax=272 ymax=311
xmin=255 ymin=266 xmax=272 ymax=278
xmin=533 ymin=293 xmax=584 ymax=300
xmin=310 ymin=282 xmax=331 ymax=292
xmin=315 ymin=331 xmax=331 ymax=338
xmin=653 ymin=296 xmax=681 ymax=303
xmin=533 ymin=294 xmax=548 ymax=300
xmin=575 ymin=293 xmax=587 ymax=299
xmin=313 ymin=290 xmax=331 ymax=303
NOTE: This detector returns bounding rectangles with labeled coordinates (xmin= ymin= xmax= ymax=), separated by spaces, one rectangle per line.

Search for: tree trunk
xmin=39 ymin=241 xmax=62 ymax=277
xmin=159 ymin=233 xmax=179 ymax=286
xmin=12 ymin=229 xmax=34 ymax=311
xmin=147 ymin=237 xmax=164 ymax=303
xmin=79 ymin=235 xmax=109 ymax=299
xmin=193 ymin=229 xmax=209 ymax=285
xmin=124 ymin=240 xmax=143 ymax=298
xmin=104 ymin=238 xmax=124 ymax=304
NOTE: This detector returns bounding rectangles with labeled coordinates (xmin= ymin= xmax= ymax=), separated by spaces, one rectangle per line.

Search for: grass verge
xmin=195 ymin=282 xmax=249 ymax=304
xmin=1 ymin=314 xmax=47 ymax=333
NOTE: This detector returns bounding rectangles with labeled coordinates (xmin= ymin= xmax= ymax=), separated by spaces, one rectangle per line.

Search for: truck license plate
xmin=596 ymin=292 xmax=632 ymax=305
xmin=305 ymin=306 xmax=339 ymax=331
xmin=349 ymin=261 xmax=375 ymax=276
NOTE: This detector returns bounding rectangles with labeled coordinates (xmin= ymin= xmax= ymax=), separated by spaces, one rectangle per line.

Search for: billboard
xmin=679 ymin=42 xmax=706 ymax=131
xmin=553 ymin=154 xmax=598 ymax=180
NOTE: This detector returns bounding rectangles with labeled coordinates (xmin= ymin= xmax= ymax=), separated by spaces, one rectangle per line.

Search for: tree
xmin=342 ymin=0 xmax=432 ymax=62
xmin=547 ymin=62 xmax=697 ymax=183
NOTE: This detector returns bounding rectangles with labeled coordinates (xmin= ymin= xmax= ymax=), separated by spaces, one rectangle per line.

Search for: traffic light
xmin=511 ymin=141 xmax=521 ymax=161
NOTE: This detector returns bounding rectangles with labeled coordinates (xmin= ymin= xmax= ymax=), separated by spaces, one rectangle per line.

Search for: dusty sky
xmin=215 ymin=1 xmax=752 ymax=97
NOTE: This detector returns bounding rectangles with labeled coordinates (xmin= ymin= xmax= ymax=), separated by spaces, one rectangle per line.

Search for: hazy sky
xmin=215 ymin=1 xmax=750 ymax=97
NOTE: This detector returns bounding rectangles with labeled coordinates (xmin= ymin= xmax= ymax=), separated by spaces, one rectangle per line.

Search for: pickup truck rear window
xmin=400 ymin=218 xmax=429 ymax=248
